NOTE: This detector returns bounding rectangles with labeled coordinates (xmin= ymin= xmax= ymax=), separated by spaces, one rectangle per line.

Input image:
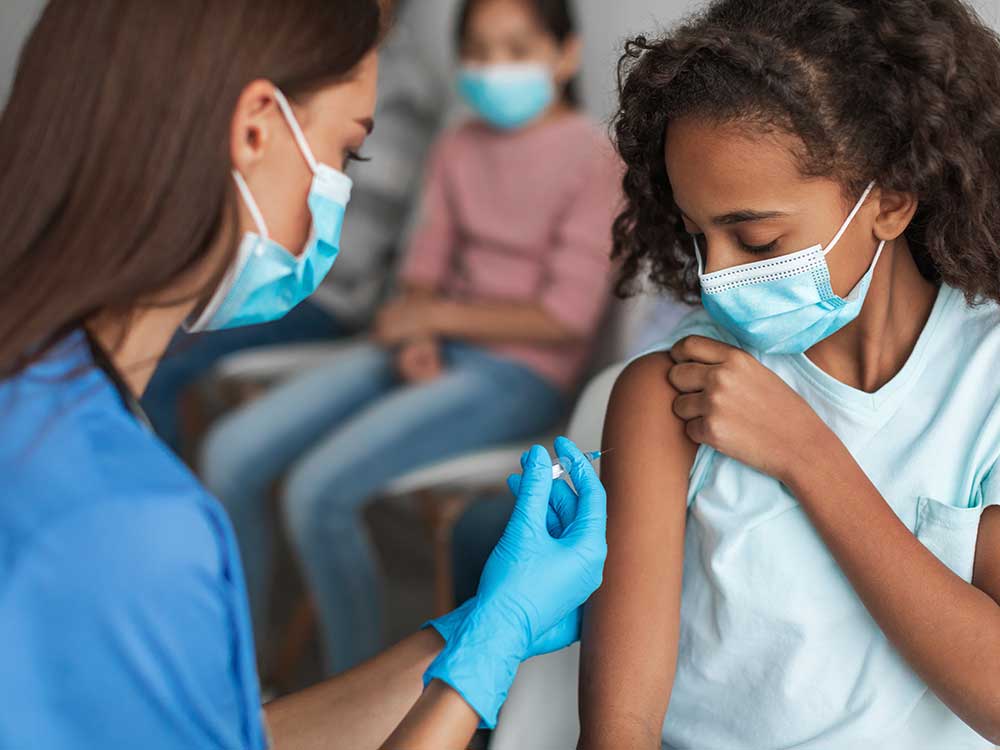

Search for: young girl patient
xmin=581 ymin=1 xmax=1000 ymax=748
xmin=201 ymin=0 xmax=619 ymax=676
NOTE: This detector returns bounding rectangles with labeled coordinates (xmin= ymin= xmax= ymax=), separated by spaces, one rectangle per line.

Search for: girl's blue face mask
xmin=695 ymin=181 xmax=886 ymax=355
xmin=186 ymin=89 xmax=353 ymax=333
xmin=457 ymin=63 xmax=555 ymax=130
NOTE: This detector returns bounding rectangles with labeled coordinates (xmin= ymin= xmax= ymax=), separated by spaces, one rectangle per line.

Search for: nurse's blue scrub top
xmin=0 ymin=333 xmax=268 ymax=749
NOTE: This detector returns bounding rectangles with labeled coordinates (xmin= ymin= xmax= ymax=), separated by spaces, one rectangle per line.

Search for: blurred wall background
xmin=5 ymin=0 xmax=1000 ymax=115
xmin=0 ymin=0 xmax=46 ymax=108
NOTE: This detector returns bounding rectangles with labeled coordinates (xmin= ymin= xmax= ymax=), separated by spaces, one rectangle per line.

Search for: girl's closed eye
xmin=679 ymin=229 xmax=778 ymax=256
xmin=738 ymin=237 xmax=779 ymax=255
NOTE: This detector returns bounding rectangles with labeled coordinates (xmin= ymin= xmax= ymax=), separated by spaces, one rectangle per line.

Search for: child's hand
xmin=397 ymin=336 xmax=443 ymax=383
xmin=374 ymin=297 xmax=442 ymax=345
xmin=667 ymin=335 xmax=832 ymax=483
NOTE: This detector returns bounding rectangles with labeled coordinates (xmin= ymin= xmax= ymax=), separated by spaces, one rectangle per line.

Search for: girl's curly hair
xmin=612 ymin=0 xmax=1000 ymax=304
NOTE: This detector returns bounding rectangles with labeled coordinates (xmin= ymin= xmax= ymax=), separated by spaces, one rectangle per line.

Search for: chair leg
xmin=418 ymin=492 xmax=475 ymax=617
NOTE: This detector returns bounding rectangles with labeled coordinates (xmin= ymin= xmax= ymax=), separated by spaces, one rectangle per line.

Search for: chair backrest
xmin=489 ymin=361 xmax=626 ymax=750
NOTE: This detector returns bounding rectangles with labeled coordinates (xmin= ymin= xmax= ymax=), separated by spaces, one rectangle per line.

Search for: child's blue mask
xmin=457 ymin=63 xmax=555 ymax=130
xmin=695 ymin=181 xmax=885 ymax=355
xmin=186 ymin=88 xmax=353 ymax=333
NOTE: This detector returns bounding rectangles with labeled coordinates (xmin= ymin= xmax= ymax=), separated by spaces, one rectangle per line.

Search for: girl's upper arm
xmin=973 ymin=505 xmax=1000 ymax=606
xmin=579 ymin=352 xmax=698 ymax=750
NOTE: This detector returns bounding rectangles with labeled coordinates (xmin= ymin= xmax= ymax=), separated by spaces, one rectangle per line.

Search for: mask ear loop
xmin=231 ymin=171 xmax=270 ymax=240
xmin=272 ymin=88 xmax=319 ymax=175
xmin=822 ymin=181 xmax=877 ymax=256
xmin=693 ymin=235 xmax=705 ymax=276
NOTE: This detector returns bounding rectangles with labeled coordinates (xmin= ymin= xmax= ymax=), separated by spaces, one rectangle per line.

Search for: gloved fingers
xmin=511 ymin=444 xmax=554 ymax=527
xmin=547 ymin=479 xmax=579 ymax=537
xmin=554 ymin=437 xmax=607 ymax=524
xmin=507 ymin=473 xmax=520 ymax=496
xmin=508 ymin=473 xmax=574 ymax=537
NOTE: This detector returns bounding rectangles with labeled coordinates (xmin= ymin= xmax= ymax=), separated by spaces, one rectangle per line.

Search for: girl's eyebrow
xmin=713 ymin=209 xmax=789 ymax=225
xmin=679 ymin=208 xmax=789 ymax=227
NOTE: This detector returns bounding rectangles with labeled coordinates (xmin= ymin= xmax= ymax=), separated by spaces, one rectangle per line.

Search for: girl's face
xmin=230 ymin=51 xmax=379 ymax=255
xmin=665 ymin=116 xmax=884 ymax=299
xmin=461 ymin=0 xmax=580 ymax=90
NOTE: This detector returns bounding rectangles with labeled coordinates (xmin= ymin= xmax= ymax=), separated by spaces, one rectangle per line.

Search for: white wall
xmin=0 ymin=0 xmax=45 ymax=109
xmin=973 ymin=0 xmax=1000 ymax=25
xmin=577 ymin=0 xmax=694 ymax=121
xmin=577 ymin=0 xmax=1000 ymax=121
xmin=3 ymin=0 xmax=1000 ymax=117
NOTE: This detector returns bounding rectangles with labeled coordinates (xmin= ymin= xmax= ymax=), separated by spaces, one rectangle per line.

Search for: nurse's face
xmin=229 ymin=51 xmax=379 ymax=255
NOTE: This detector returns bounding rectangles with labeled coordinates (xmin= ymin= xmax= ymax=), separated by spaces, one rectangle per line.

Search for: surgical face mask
xmin=186 ymin=89 xmax=353 ymax=333
xmin=695 ymin=181 xmax=886 ymax=354
xmin=457 ymin=62 xmax=555 ymax=130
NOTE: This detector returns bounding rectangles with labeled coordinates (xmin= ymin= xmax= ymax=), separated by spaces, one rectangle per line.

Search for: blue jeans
xmin=200 ymin=341 xmax=565 ymax=674
xmin=142 ymin=301 xmax=343 ymax=452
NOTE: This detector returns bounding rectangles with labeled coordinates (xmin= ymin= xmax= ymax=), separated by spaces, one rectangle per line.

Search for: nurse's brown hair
xmin=0 ymin=0 xmax=383 ymax=377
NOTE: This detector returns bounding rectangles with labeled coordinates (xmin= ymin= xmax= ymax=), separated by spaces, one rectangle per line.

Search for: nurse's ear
xmin=872 ymin=188 xmax=919 ymax=242
xmin=229 ymin=79 xmax=282 ymax=175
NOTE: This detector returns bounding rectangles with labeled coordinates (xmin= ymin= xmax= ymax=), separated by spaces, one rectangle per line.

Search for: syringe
xmin=551 ymin=449 xmax=611 ymax=480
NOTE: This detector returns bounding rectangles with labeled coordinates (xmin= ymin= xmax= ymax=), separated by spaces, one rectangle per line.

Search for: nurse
xmin=0 ymin=2 xmax=606 ymax=749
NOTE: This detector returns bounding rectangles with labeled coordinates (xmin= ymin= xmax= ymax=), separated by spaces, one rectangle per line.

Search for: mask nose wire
xmin=272 ymin=88 xmax=320 ymax=175
xmin=822 ymin=180 xmax=877 ymax=257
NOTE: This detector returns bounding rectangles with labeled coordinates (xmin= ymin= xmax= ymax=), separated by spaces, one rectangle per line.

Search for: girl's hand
xmin=397 ymin=337 xmax=443 ymax=383
xmin=668 ymin=335 xmax=831 ymax=483
xmin=374 ymin=297 xmax=443 ymax=345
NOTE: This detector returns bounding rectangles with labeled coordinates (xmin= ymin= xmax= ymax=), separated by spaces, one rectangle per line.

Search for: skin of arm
xmin=578 ymin=352 xmax=698 ymax=750
xmin=265 ymin=630 xmax=444 ymax=750
xmin=669 ymin=335 xmax=1000 ymax=744
xmin=374 ymin=294 xmax=580 ymax=347
xmin=380 ymin=680 xmax=481 ymax=749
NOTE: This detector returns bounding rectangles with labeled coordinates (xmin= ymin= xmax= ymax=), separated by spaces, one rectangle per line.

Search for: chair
xmin=487 ymin=362 xmax=624 ymax=750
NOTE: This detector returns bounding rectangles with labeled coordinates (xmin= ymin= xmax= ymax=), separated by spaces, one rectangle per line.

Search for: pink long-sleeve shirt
xmin=400 ymin=114 xmax=622 ymax=391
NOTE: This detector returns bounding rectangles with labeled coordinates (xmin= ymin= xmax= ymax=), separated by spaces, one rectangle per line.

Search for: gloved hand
xmin=426 ymin=454 xmax=592 ymax=654
xmin=423 ymin=437 xmax=608 ymax=727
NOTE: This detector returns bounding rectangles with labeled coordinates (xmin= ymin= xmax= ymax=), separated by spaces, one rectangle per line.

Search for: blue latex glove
xmin=424 ymin=437 xmax=608 ymax=727
xmin=426 ymin=455 xmax=590 ymax=653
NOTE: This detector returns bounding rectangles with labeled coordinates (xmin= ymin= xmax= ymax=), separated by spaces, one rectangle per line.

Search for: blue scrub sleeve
xmin=0 ymin=496 xmax=264 ymax=750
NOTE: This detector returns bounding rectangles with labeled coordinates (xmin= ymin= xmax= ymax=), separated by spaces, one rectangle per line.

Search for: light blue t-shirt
xmin=652 ymin=285 xmax=999 ymax=750
xmin=0 ymin=335 xmax=267 ymax=749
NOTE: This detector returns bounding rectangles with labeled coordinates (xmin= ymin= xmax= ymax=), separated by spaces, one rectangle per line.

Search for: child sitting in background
xmin=200 ymin=0 xmax=620 ymax=677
